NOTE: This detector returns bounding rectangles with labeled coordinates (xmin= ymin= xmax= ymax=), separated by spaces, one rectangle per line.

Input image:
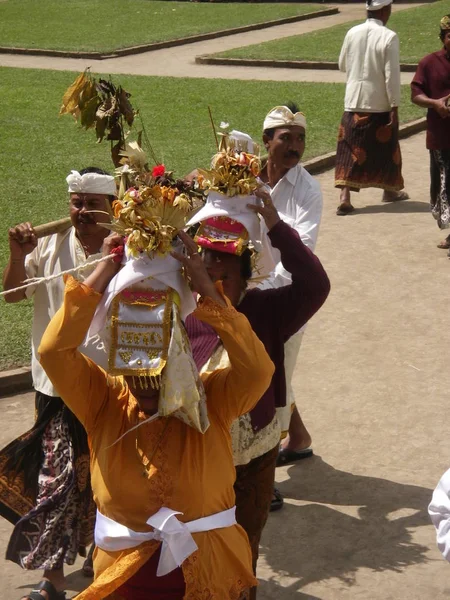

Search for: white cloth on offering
xmin=186 ymin=191 xmax=275 ymax=285
xmin=88 ymin=244 xmax=196 ymax=339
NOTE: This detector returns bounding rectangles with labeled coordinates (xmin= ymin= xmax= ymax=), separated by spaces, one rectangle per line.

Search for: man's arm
xmin=338 ymin=34 xmax=348 ymax=73
xmin=248 ymin=189 xmax=329 ymax=338
xmin=385 ymin=35 xmax=401 ymax=115
xmin=259 ymin=182 xmax=323 ymax=289
xmin=261 ymin=220 xmax=330 ymax=339
xmin=2 ymin=222 xmax=38 ymax=303
xmin=38 ymin=235 xmax=123 ymax=432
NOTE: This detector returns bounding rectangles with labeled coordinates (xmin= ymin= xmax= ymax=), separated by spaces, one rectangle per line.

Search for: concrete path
xmin=2 ymin=130 xmax=450 ymax=599
xmin=0 ymin=4 xmax=418 ymax=83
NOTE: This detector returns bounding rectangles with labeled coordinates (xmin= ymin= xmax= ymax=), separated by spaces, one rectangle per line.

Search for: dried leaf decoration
xmin=60 ymin=70 xmax=136 ymax=165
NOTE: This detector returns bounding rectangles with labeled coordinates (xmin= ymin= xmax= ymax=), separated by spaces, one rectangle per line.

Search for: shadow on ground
xmin=259 ymin=457 xmax=432 ymax=598
xmin=348 ymin=200 xmax=430 ymax=215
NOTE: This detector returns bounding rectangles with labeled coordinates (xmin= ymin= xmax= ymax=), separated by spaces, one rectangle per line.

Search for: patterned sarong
xmin=430 ymin=149 xmax=450 ymax=229
xmin=0 ymin=393 xmax=95 ymax=570
xmin=335 ymin=111 xmax=404 ymax=192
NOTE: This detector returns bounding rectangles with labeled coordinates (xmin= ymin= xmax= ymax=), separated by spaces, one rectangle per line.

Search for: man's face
xmin=443 ymin=30 xmax=450 ymax=53
xmin=264 ymin=126 xmax=306 ymax=171
xmin=202 ymin=249 xmax=244 ymax=307
xmin=69 ymin=193 xmax=111 ymax=235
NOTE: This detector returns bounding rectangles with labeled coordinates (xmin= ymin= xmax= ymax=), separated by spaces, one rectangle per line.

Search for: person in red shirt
xmin=411 ymin=15 xmax=450 ymax=250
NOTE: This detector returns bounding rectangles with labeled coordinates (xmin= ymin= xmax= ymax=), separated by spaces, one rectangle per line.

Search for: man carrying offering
xmin=36 ymin=152 xmax=274 ymax=600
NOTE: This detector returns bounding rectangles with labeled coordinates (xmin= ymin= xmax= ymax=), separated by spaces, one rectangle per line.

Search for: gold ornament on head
xmin=440 ymin=14 xmax=450 ymax=31
xmin=197 ymin=129 xmax=261 ymax=197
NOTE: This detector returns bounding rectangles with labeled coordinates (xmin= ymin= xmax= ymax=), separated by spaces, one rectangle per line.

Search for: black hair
xmin=79 ymin=166 xmax=111 ymax=176
xmin=263 ymin=101 xmax=301 ymax=139
xmin=240 ymin=248 xmax=253 ymax=283
xmin=440 ymin=16 xmax=450 ymax=42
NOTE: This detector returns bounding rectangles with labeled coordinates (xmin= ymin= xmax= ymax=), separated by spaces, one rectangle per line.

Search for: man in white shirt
xmin=0 ymin=167 xmax=115 ymax=600
xmin=259 ymin=104 xmax=323 ymax=479
xmin=335 ymin=0 xmax=409 ymax=215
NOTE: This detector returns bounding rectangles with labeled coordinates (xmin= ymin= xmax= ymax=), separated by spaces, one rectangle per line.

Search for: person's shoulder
xmin=298 ymin=165 xmax=322 ymax=195
xmin=383 ymin=26 xmax=398 ymax=42
xmin=419 ymin=49 xmax=444 ymax=66
xmin=347 ymin=21 xmax=368 ymax=36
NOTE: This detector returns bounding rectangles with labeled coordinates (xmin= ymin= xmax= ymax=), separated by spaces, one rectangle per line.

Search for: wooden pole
xmin=33 ymin=217 xmax=72 ymax=239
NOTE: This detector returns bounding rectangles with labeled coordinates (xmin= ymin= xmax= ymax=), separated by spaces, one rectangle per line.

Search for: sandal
xmin=82 ymin=543 xmax=95 ymax=577
xmin=22 ymin=581 xmax=66 ymax=600
xmin=270 ymin=487 xmax=284 ymax=512
xmin=336 ymin=203 xmax=355 ymax=216
xmin=276 ymin=446 xmax=313 ymax=467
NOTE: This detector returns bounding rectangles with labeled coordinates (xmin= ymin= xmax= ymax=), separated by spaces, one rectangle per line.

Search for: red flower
xmin=152 ymin=164 xmax=165 ymax=177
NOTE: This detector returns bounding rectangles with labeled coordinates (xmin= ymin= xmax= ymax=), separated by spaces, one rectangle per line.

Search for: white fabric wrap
xmin=263 ymin=106 xmax=307 ymax=131
xmin=95 ymin=506 xmax=237 ymax=576
xmin=88 ymin=243 xmax=196 ymax=339
xmin=186 ymin=191 xmax=275 ymax=281
xmin=229 ymin=129 xmax=256 ymax=154
xmin=66 ymin=170 xmax=116 ymax=196
xmin=366 ymin=0 xmax=392 ymax=9
xmin=429 ymin=468 xmax=450 ymax=561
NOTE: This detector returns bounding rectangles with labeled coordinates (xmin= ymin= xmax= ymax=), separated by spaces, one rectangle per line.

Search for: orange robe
xmin=38 ymin=276 xmax=275 ymax=599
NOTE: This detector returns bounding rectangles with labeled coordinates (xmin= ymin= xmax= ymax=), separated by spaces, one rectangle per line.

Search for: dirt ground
xmin=2 ymin=131 xmax=450 ymax=599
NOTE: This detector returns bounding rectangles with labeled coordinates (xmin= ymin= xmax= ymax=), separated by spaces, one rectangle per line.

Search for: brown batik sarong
xmin=335 ymin=111 xmax=404 ymax=192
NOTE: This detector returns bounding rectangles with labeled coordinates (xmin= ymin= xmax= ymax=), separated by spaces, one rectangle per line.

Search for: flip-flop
xmin=21 ymin=581 xmax=66 ymax=600
xmin=276 ymin=447 xmax=313 ymax=467
xmin=336 ymin=204 xmax=355 ymax=216
xmin=270 ymin=487 xmax=284 ymax=512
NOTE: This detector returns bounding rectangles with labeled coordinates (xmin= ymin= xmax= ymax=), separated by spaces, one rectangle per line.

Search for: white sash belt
xmin=95 ymin=506 xmax=237 ymax=576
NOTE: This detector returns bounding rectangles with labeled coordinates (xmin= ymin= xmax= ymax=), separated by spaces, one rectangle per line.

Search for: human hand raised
xmin=171 ymin=230 xmax=226 ymax=307
xmin=8 ymin=222 xmax=37 ymax=260
xmin=247 ymin=187 xmax=281 ymax=231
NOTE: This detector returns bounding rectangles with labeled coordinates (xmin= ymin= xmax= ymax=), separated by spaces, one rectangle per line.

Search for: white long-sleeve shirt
xmin=339 ymin=18 xmax=401 ymax=113
xmin=259 ymin=163 xmax=323 ymax=290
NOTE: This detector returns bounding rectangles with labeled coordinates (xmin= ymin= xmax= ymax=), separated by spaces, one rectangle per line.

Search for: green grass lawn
xmin=0 ymin=67 xmax=423 ymax=369
xmin=214 ymin=0 xmax=450 ymax=64
xmin=0 ymin=0 xmax=327 ymax=53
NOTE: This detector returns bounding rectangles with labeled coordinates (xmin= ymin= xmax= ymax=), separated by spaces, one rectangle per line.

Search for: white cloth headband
xmin=263 ymin=106 xmax=307 ymax=132
xmin=366 ymin=0 xmax=392 ymax=10
xmin=66 ymin=170 xmax=117 ymax=196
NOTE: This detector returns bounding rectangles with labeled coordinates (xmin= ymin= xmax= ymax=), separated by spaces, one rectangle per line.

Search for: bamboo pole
xmin=33 ymin=217 xmax=72 ymax=239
